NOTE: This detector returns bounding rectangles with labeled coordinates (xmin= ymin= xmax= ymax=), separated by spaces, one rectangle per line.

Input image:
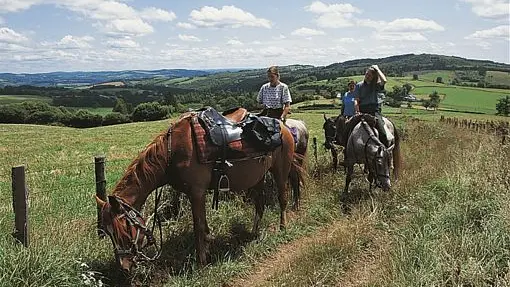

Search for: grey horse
xmin=343 ymin=115 xmax=401 ymax=198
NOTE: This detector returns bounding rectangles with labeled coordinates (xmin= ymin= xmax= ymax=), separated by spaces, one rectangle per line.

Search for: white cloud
xmin=178 ymin=34 xmax=201 ymax=42
xmin=374 ymin=32 xmax=428 ymax=41
xmin=106 ymin=37 xmax=140 ymax=48
xmin=104 ymin=18 xmax=154 ymax=36
xmin=0 ymin=0 xmax=39 ymax=13
xmin=189 ymin=5 xmax=271 ymax=28
xmin=334 ymin=37 xmax=361 ymax=44
xmin=0 ymin=27 xmax=28 ymax=43
xmin=260 ymin=47 xmax=286 ymax=57
xmin=305 ymin=1 xmax=361 ymax=28
xmin=41 ymin=35 xmax=94 ymax=49
xmin=465 ymin=25 xmax=510 ymax=39
xmin=140 ymin=7 xmax=176 ymax=22
xmin=476 ymin=41 xmax=492 ymax=49
xmin=305 ymin=1 xmax=361 ymax=14
xmin=0 ymin=1 xmax=172 ymax=37
xmin=291 ymin=27 xmax=325 ymax=37
xmin=461 ymin=0 xmax=510 ymax=18
xmin=381 ymin=18 xmax=445 ymax=32
xmin=227 ymin=39 xmax=243 ymax=46
xmin=177 ymin=22 xmax=196 ymax=29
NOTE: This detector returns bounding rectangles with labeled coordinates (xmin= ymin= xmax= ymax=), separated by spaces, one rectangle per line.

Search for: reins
xmin=109 ymin=193 xmax=163 ymax=263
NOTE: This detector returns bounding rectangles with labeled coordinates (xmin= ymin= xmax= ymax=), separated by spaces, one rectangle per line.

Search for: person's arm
xmin=257 ymin=85 xmax=266 ymax=109
xmin=281 ymin=85 xmax=292 ymax=120
xmin=354 ymin=98 xmax=360 ymax=114
xmin=353 ymin=84 xmax=361 ymax=114
xmin=371 ymin=65 xmax=387 ymax=85
xmin=281 ymin=102 xmax=291 ymax=121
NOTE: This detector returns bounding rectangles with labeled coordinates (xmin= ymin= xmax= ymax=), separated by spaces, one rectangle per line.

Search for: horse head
xmin=323 ymin=114 xmax=337 ymax=149
xmin=96 ymin=195 xmax=157 ymax=273
xmin=369 ymin=143 xmax=394 ymax=192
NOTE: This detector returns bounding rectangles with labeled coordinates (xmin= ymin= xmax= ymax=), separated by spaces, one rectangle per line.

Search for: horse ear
xmin=323 ymin=113 xmax=327 ymax=121
xmin=108 ymin=195 xmax=121 ymax=213
xmin=95 ymin=196 xmax=106 ymax=208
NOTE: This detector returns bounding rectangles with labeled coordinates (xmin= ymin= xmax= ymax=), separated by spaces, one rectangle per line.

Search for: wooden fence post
xmin=12 ymin=165 xmax=29 ymax=247
xmin=95 ymin=156 xmax=106 ymax=238
xmin=312 ymin=137 xmax=318 ymax=163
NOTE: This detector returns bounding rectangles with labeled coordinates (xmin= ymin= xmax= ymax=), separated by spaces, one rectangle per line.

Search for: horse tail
xmin=292 ymin=149 xmax=307 ymax=187
xmin=392 ymin=122 xmax=403 ymax=181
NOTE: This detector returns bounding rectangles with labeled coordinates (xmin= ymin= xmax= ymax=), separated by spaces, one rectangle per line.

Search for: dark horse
xmin=322 ymin=114 xmax=343 ymax=170
xmin=95 ymin=108 xmax=304 ymax=272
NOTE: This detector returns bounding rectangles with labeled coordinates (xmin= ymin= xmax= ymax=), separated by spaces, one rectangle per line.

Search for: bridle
xmin=323 ymin=120 xmax=337 ymax=149
xmin=105 ymin=192 xmax=163 ymax=263
xmin=360 ymin=120 xmax=392 ymax=186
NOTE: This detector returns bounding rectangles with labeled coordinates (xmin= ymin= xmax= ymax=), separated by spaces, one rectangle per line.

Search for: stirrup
xmin=218 ymin=174 xmax=230 ymax=192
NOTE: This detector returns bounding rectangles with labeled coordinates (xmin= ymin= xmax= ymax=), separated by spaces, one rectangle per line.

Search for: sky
xmin=0 ymin=0 xmax=509 ymax=73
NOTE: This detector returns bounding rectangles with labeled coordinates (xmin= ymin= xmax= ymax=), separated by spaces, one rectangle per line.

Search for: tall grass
xmin=0 ymin=112 xmax=508 ymax=286
xmin=381 ymin=123 xmax=510 ymax=286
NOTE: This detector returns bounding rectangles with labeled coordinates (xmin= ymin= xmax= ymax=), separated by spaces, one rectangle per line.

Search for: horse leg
xmin=332 ymin=147 xmax=338 ymax=171
xmin=272 ymin=171 xmax=289 ymax=230
xmin=188 ymin=188 xmax=208 ymax=267
xmin=289 ymin=168 xmax=300 ymax=211
xmin=342 ymin=165 xmax=353 ymax=202
xmin=251 ymin=179 xmax=265 ymax=236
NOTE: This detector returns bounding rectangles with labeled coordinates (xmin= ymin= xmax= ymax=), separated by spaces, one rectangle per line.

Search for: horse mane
xmin=112 ymin=129 xmax=170 ymax=194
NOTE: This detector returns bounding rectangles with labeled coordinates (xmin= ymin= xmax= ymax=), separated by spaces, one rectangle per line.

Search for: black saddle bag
xmin=242 ymin=115 xmax=282 ymax=151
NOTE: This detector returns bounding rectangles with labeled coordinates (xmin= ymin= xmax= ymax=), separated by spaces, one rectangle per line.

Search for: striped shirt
xmin=257 ymin=82 xmax=292 ymax=109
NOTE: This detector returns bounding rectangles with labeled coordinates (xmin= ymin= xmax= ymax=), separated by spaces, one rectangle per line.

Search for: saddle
xmin=191 ymin=106 xmax=282 ymax=209
xmin=197 ymin=106 xmax=247 ymax=146
xmin=342 ymin=114 xmax=377 ymax=146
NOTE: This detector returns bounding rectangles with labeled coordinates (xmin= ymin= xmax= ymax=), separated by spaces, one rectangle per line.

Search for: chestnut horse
xmin=95 ymin=108 xmax=303 ymax=272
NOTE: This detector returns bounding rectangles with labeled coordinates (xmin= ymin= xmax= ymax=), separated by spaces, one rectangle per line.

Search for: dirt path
xmin=227 ymin=215 xmax=387 ymax=287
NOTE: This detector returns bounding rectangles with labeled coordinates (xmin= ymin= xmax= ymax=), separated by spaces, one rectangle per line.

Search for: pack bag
xmin=242 ymin=115 xmax=282 ymax=151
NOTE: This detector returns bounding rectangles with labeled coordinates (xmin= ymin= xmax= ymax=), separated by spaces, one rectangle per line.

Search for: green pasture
xmin=0 ymin=95 xmax=51 ymax=105
xmin=63 ymin=107 xmax=114 ymax=116
xmin=487 ymin=70 xmax=510 ymax=86
xmin=413 ymin=86 xmax=510 ymax=114
xmin=0 ymin=107 xmax=509 ymax=286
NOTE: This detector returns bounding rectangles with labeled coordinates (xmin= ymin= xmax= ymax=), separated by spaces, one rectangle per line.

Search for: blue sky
xmin=0 ymin=0 xmax=508 ymax=73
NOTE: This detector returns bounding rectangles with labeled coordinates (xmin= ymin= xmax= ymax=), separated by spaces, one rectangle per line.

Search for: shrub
xmin=132 ymin=102 xmax=169 ymax=122
xmin=25 ymin=110 xmax=63 ymax=125
xmin=0 ymin=104 xmax=27 ymax=123
xmin=68 ymin=109 xmax=103 ymax=128
xmin=102 ymin=112 xmax=131 ymax=126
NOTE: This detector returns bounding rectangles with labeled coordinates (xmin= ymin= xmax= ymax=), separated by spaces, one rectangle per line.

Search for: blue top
xmin=341 ymin=91 xmax=356 ymax=116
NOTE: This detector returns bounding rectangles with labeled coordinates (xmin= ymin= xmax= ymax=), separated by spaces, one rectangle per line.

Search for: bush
xmin=0 ymin=104 xmax=27 ymax=123
xmin=102 ymin=112 xmax=131 ymax=126
xmin=68 ymin=109 xmax=103 ymax=128
xmin=132 ymin=102 xmax=169 ymax=122
xmin=25 ymin=110 xmax=63 ymax=125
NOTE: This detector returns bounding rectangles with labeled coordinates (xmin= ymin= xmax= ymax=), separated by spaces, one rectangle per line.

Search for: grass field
xmin=487 ymin=70 xmax=510 ymax=86
xmin=0 ymin=95 xmax=51 ymax=105
xmin=0 ymin=108 xmax=509 ymax=286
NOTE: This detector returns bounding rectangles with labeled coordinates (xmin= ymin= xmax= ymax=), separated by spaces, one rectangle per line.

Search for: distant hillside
xmin=1 ymin=54 xmax=509 ymax=88
xmin=323 ymin=54 xmax=510 ymax=75
xmin=0 ymin=69 xmax=221 ymax=87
